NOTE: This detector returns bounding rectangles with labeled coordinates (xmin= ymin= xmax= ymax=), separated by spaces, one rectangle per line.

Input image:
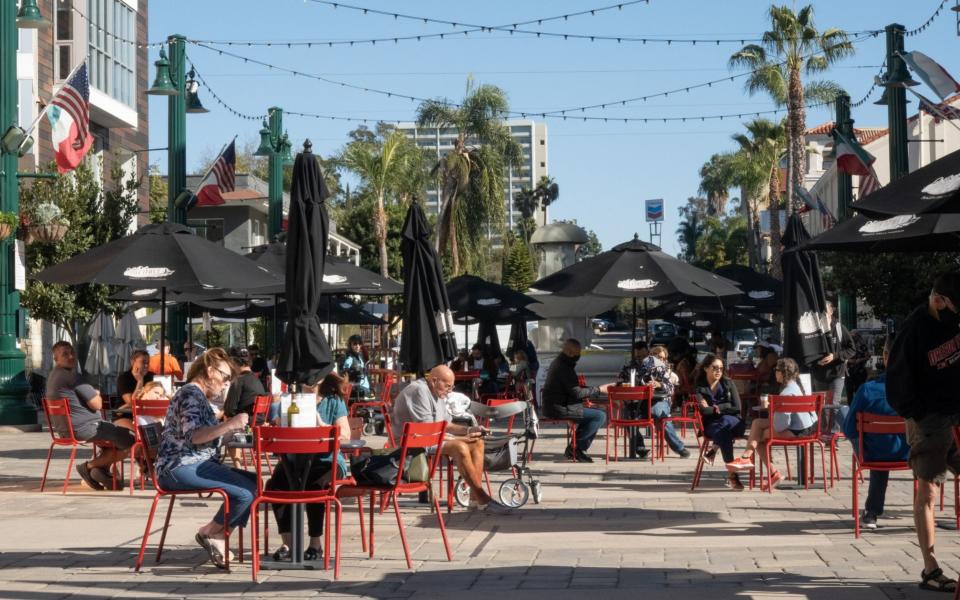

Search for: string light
xmin=68 ymin=5 xmax=165 ymax=49
xmin=186 ymin=59 xmax=267 ymax=121
xmin=905 ymin=0 xmax=948 ymax=36
xmin=851 ymin=61 xmax=887 ymax=107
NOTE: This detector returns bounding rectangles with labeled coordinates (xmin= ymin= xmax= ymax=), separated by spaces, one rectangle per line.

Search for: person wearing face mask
xmin=153 ymin=348 xmax=255 ymax=569
xmin=886 ymin=272 xmax=960 ymax=593
xmin=541 ymin=338 xmax=610 ymax=462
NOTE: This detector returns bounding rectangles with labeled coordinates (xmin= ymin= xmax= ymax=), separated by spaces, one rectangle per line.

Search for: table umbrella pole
xmin=187 ymin=302 xmax=193 ymax=350
xmin=631 ymin=297 xmax=637 ymax=349
xmin=643 ymin=298 xmax=648 ymax=345
xmin=160 ymin=288 xmax=166 ymax=376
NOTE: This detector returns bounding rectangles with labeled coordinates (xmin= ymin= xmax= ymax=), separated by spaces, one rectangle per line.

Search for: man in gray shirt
xmin=46 ymin=341 xmax=134 ymax=490
xmin=392 ymin=365 xmax=508 ymax=512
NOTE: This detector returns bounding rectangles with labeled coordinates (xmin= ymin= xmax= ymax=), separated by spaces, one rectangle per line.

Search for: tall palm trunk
xmin=742 ymin=190 xmax=757 ymax=269
xmin=768 ymin=168 xmax=783 ymax=278
xmin=375 ymin=192 xmax=388 ymax=278
xmin=436 ymin=174 xmax=461 ymax=275
xmin=788 ymin=65 xmax=807 ymax=214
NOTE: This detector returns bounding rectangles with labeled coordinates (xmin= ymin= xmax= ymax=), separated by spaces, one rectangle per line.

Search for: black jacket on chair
xmin=541 ymin=353 xmax=597 ymax=420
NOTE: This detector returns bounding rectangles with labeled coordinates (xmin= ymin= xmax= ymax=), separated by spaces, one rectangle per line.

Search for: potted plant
xmin=0 ymin=212 xmax=16 ymax=240
xmin=25 ymin=202 xmax=69 ymax=244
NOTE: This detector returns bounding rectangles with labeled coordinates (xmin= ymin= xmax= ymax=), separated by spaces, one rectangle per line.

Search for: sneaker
xmin=563 ymin=445 xmax=575 ymax=460
xmin=726 ymin=473 xmax=744 ymax=491
xmin=574 ymin=449 xmax=594 ymax=463
xmin=861 ymin=510 xmax=878 ymax=530
xmin=703 ymin=445 xmax=719 ymax=466
xmin=677 ymin=448 xmax=691 ymax=459
xmin=76 ymin=462 xmax=104 ymax=491
xmin=482 ymin=500 xmax=514 ymax=515
xmin=90 ymin=467 xmax=113 ymax=489
xmin=635 ymin=448 xmax=651 ymax=460
xmin=725 ymin=457 xmax=754 ymax=472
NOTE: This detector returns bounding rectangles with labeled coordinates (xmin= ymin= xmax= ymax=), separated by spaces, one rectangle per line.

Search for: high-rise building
xmin=395 ymin=119 xmax=549 ymax=235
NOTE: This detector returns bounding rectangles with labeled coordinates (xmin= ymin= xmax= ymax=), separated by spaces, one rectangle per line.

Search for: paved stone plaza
xmin=0 ymin=425 xmax=951 ymax=599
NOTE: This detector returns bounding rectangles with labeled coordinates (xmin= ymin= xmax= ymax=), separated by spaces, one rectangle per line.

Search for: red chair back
xmin=396 ymin=421 xmax=447 ymax=487
xmin=42 ymin=398 xmax=77 ymax=443
xmin=251 ymin=395 xmax=272 ymax=425
xmin=855 ymin=412 xmax=906 ymax=463
xmin=768 ymin=394 xmax=822 ymax=441
xmin=607 ymin=386 xmax=654 ymax=423
xmin=254 ymin=425 xmax=342 ymax=495
xmin=378 ymin=374 xmax=396 ymax=405
xmin=577 ymin=374 xmax=587 ymax=387
xmin=131 ymin=397 xmax=170 ymax=421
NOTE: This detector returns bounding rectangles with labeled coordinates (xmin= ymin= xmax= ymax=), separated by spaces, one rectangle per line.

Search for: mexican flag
xmin=833 ymin=128 xmax=875 ymax=177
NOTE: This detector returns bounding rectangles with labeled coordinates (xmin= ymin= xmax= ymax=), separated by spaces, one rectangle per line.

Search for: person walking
xmin=811 ymin=301 xmax=856 ymax=408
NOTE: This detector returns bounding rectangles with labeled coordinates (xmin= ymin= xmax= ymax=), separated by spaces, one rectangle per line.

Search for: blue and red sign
xmin=645 ymin=199 xmax=664 ymax=222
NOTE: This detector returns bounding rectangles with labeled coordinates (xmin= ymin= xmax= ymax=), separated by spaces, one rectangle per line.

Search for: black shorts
xmin=80 ymin=421 xmax=135 ymax=450
xmin=788 ymin=424 xmax=817 ymax=437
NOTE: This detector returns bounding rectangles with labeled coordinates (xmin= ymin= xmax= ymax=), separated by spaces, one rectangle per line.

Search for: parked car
xmin=591 ymin=318 xmax=614 ymax=332
xmin=648 ymin=321 xmax=678 ymax=345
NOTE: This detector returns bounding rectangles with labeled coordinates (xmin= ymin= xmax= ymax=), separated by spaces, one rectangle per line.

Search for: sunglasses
xmin=214 ymin=366 xmax=232 ymax=382
xmin=709 ymin=365 xmax=724 ymax=371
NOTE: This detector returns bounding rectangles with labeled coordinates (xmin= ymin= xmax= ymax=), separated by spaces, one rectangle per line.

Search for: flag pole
xmin=905 ymin=87 xmax=960 ymax=136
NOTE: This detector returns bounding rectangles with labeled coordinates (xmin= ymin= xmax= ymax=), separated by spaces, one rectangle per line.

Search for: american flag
xmin=816 ymin=197 xmax=836 ymax=230
xmin=51 ymin=62 xmax=91 ymax=150
xmin=194 ymin=140 xmax=236 ymax=207
xmin=859 ymin=167 xmax=882 ymax=198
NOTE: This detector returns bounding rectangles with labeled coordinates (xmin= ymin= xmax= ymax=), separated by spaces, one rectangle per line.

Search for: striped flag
xmin=859 ymin=167 xmax=882 ymax=199
xmin=915 ymin=91 xmax=960 ymax=121
xmin=815 ymin=197 xmax=836 ymax=229
xmin=194 ymin=140 xmax=236 ymax=207
xmin=793 ymin=182 xmax=818 ymax=214
xmin=47 ymin=61 xmax=93 ymax=174
xmin=903 ymin=51 xmax=960 ymax=100
xmin=832 ymin=128 xmax=876 ymax=177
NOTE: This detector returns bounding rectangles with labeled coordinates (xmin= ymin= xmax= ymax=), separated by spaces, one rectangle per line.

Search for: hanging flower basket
xmin=27 ymin=223 xmax=68 ymax=244
xmin=0 ymin=223 xmax=12 ymax=240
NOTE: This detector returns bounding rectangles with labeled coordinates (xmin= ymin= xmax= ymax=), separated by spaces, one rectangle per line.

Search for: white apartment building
xmin=395 ymin=119 xmax=549 ymax=235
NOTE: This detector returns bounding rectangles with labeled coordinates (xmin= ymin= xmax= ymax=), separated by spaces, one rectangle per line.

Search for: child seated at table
xmin=264 ymin=373 xmax=351 ymax=563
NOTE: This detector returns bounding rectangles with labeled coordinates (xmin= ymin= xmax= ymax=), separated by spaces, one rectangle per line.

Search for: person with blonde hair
xmin=153 ymin=348 xmax=254 ymax=569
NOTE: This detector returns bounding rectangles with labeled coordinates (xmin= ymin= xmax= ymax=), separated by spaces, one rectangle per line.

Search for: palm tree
xmin=340 ymin=129 xmax=424 ymax=277
xmin=730 ymin=4 xmax=853 ymax=213
xmin=730 ymin=118 xmax=787 ymax=274
xmin=698 ymin=154 xmax=736 ymax=216
xmin=416 ymin=79 xmax=522 ymax=275
xmin=676 ymin=196 xmax=709 ymax=263
xmin=514 ymin=175 xmax=559 ymax=244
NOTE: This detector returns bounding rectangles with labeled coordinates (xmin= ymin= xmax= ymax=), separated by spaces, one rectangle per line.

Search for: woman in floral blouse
xmin=633 ymin=345 xmax=689 ymax=459
xmin=154 ymin=348 xmax=254 ymax=568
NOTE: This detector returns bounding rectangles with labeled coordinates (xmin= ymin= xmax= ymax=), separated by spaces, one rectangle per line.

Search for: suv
xmin=648 ymin=321 xmax=678 ymax=345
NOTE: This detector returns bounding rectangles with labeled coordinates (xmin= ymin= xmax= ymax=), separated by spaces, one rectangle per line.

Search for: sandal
xmin=919 ymin=568 xmax=957 ymax=592
xmin=195 ymin=533 xmax=226 ymax=569
xmin=272 ymin=545 xmax=292 ymax=562
xmin=303 ymin=546 xmax=322 ymax=561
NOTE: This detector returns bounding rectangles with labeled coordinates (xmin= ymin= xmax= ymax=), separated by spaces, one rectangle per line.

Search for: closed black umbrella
xmin=797 ymin=212 xmax=960 ymax=252
xmin=782 ymin=214 xmax=830 ymax=367
xmin=713 ymin=264 xmax=782 ymax=313
xmin=852 ymin=147 xmax=960 ymax=217
xmin=531 ymin=234 xmax=742 ymax=347
xmin=33 ymin=221 xmax=280 ymax=374
xmin=277 ymin=142 xmax=333 ymax=387
xmin=400 ymin=201 xmax=457 ymax=374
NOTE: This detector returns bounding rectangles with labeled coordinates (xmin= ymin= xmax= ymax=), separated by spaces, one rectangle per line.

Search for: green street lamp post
xmin=834 ymin=93 xmax=856 ymax=331
xmin=0 ymin=1 xmax=49 ymax=425
xmin=883 ymin=24 xmax=915 ymax=183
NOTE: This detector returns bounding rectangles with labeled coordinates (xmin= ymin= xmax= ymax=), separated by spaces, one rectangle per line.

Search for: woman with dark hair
xmin=341 ymin=334 xmax=370 ymax=398
xmin=223 ymin=347 xmax=266 ymax=468
xmin=154 ymin=348 xmax=254 ymax=568
xmin=728 ymin=357 xmax=817 ymax=488
xmin=755 ymin=346 xmax=780 ymax=394
xmin=265 ymin=372 xmax=351 ymax=563
xmin=693 ymin=354 xmax=747 ymax=490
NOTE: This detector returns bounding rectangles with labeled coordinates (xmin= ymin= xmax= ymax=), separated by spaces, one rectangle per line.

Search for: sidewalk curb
xmin=0 ymin=424 xmax=41 ymax=433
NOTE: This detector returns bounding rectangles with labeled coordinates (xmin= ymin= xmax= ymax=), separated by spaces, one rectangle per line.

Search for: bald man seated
xmin=392 ymin=365 xmax=511 ymax=513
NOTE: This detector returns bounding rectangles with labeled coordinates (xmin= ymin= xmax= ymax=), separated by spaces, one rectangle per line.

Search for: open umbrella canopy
xmin=247 ymin=242 xmax=403 ymax=295
xmin=446 ymin=274 xmax=538 ymax=318
xmin=32 ymin=221 xmax=280 ymax=290
xmin=452 ymin=305 xmax=540 ymax=325
xmin=277 ymin=143 xmax=334 ymax=386
xmin=796 ymin=212 xmax=960 ymax=252
xmin=673 ymin=313 xmax=772 ymax=333
xmin=713 ymin=264 xmax=782 ymax=312
xmin=852 ymin=147 xmax=960 ymax=217
xmin=204 ymin=295 xmax=385 ymax=326
xmin=781 ymin=214 xmax=830 ymax=368
xmin=400 ymin=202 xmax=457 ymax=374
xmin=530 ymin=235 xmax=742 ymax=301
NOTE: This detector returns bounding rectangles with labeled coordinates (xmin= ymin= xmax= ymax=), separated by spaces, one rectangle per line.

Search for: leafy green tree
xmin=580 ymin=229 xmax=603 ymax=259
xmin=416 ymin=78 xmax=522 ymax=275
xmin=148 ymin=164 xmax=167 ymax=224
xmin=20 ymin=160 xmax=140 ymax=342
xmin=676 ymin=196 xmax=709 ymax=262
xmin=329 ymin=192 xmax=407 ymax=280
xmin=515 ymin=176 xmax=559 ymax=245
xmin=730 ymin=5 xmax=853 ymax=213
xmin=502 ymin=237 xmax=536 ymax=292
xmin=698 ymin=153 xmax=737 ymax=216
xmin=693 ymin=214 xmax=749 ymax=270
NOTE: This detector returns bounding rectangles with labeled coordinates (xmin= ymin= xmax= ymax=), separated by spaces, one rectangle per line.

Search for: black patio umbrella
xmin=531 ymin=234 xmax=742 ymax=347
xmin=796 ymin=212 xmax=960 ymax=252
xmin=247 ymin=242 xmax=404 ymax=295
xmin=506 ymin=318 xmax=529 ymax=358
xmin=713 ymin=264 xmax=782 ymax=313
xmin=276 ymin=142 xmax=334 ymax=387
xmin=852 ymin=147 xmax=960 ymax=217
xmin=781 ymin=213 xmax=830 ymax=368
xmin=209 ymin=295 xmax=385 ymax=326
xmin=400 ymin=201 xmax=457 ymax=375
xmin=446 ymin=274 xmax=538 ymax=317
xmin=673 ymin=313 xmax=772 ymax=333
xmin=33 ymin=221 xmax=280 ymax=374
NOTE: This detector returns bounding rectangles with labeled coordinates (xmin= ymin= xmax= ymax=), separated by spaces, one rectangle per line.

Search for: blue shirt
xmin=342 ymin=354 xmax=370 ymax=394
xmin=772 ymin=380 xmax=818 ymax=432
xmin=843 ymin=374 xmax=909 ymax=462
xmin=268 ymin=395 xmax=350 ymax=474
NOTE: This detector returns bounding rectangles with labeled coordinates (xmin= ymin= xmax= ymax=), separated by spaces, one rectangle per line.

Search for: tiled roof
xmin=804 ymin=120 xmax=887 ymax=145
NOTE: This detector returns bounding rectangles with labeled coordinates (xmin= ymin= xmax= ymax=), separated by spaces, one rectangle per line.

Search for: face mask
xmin=939 ymin=307 xmax=960 ymax=326
xmin=570 ymin=354 xmax=581 ymax=364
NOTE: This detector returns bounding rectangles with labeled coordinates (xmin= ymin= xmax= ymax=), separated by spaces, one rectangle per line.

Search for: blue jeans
xmin=652 ymin=399 xmax=685 ymax=452
xmin=864 ymin=470 xmax=889 ymax=516
xmin=571 ymin=407 xmax=606 ymax=452
xmin=158 ymin=459 xmax=258 ymax=530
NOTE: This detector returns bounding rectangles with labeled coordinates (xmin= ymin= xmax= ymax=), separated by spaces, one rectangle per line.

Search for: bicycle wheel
xmin=454 ymin=477 xmax=471 ymax=508
xmin=498 ymin=478 xmax=530 ymax=507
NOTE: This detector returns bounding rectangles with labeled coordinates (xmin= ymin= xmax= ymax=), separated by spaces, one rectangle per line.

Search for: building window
xmin=55 ymin=0 xmax=73 ymax=81
xmin=540 ymin=162 xmax=545 ymax=168
xmin=187 ymin=219 xmax=225 ymax=245
xmin=87 ymin=0 xmax=136 ymax=107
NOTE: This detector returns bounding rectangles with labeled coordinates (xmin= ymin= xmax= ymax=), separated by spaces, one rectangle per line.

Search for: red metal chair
xmin=240 ymin=395 xmax=275 ymax=472
xmin=606 ymin=386 xmax=656 ymax=464
xmin=128 ymin=397 xmax=170 ymax=495
xmin=336 ymin=421 xmax=451 ymax=569
xmin=40 ymin=398 xmax=121 ymax=494
xmin=134 ymin=434 xmax=243 ymax=572
xmin=852 ymin=412 xmax=910 ymax=537
xmin=760 ymin=394 xmax=827 ymax=493
xmin=250 ymin=426 xmax=343 ymax=581
xmin=657 ymin=395 xmax=700 ymax=461
xmin=728 ymin=371 xmax=760 ymax=420
xmin=349 ymin=373 xmax=396 ymax=448
xmin=689 ymin=408 xmax=755 ymax=491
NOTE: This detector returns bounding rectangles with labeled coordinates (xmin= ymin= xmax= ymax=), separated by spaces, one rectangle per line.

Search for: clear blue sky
xmin=148 ymin=1 xmax=959 ymax=257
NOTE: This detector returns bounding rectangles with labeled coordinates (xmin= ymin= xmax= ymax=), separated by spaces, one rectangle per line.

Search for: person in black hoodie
xmin=811 ymin=300 xmax=856 ymax=410
xmin=541 ymin=338 xmax=609 ymax=462
xmin=887 ymin=272 xmax=960 ymax=593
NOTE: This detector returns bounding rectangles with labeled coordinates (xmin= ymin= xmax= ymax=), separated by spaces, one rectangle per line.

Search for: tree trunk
xmin=375 ymin=193 xmax=389 ymax=278
xmin=768 ymin=169 xmax=783 ymax=278
xmin=788 ymin=64 xmax=806 ymax=214
xmin=742 ymin=190 xmax=757 ymax=270
xmin=448 ymin=207 xmax=459 ymax=275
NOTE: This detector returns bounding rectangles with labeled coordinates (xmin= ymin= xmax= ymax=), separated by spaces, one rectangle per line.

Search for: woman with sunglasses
xmin=728 ymin=357 xmax=816 ymax=489
xmin=694 ymin=354 xmax=747 ymax=489
xmin=153 ymin=348 xmax=256 ymax=569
